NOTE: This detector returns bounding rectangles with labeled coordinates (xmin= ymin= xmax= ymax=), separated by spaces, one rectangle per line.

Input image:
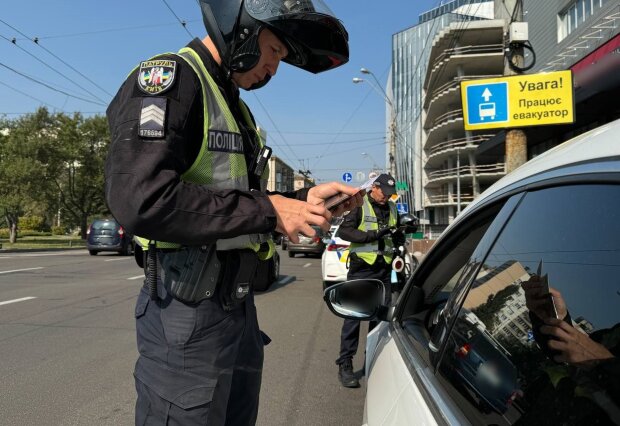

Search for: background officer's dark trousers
xmin=335 ymin=256 xmax=391 ymax=366
xmin=133 ymin=278 xmax=266 ymax=425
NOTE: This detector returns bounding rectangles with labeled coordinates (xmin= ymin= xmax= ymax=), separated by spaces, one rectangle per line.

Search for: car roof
xmin=460 ymin=118 xmax=620 ymax=219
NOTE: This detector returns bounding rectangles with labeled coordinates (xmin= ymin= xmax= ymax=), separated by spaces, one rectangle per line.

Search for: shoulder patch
xmin=139 ymin=97 xmax=167 ymax=139
xmin=137 ymin=60 xmax=176 ymax=95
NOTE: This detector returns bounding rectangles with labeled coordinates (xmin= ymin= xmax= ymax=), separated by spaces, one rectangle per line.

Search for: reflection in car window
xmin=399 ymin=201 xmax=505 ymax=361
xmin=437 ymin=185 xmax=620 ymax=425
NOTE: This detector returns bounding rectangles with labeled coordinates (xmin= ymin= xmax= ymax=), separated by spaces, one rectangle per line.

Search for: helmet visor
xmin=244 ymin=0 xmax=349 ymax=73
xmin=245 ymin=0 xmax=336 ymax=21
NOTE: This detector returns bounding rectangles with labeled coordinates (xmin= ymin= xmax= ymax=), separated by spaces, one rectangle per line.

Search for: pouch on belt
xmin=159 ymin=245 xmax=221 ymax=304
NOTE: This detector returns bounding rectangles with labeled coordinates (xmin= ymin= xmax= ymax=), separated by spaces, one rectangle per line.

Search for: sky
xmin=0 ymin=0 xmax=438 ymax=184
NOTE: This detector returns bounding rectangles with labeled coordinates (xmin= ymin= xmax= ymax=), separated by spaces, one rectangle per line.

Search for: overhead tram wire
xmin=161 ymin=0 xmax=195 ymax=39
xmin=0 ymin=79 xmax=63 ymax=111
xmin=250 ymin=92 xmax=305 ymax=171
xmin=310 ymin=81 xmax=376 ymax=170
xmin=0 ymin=18 xmax=115 ymax=100
xmin=11 ymin=20 xmax=202 ymax=41
xmin=270 ymin=136 xmax=385 ymax=147
xmin=0 ymin=111 xmax=105 ymax=116
xmin=0 ymin=33 xmax=108 ymax=105
xmin=0 ymin=61 xmax=107 ymax=106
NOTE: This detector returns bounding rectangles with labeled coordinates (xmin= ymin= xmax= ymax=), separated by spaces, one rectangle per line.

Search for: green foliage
xmin=51 ymin=225 xmax=68 ymax=235
xmin=0 ymin=108 xmax=111 ymax=240
xmin=472 ymin=284 xmax=521 ymax=330
xmin=19 ymin=215 xmax=46 ymax=231
xmin=0 ymin=229 xmax=52 ymax=238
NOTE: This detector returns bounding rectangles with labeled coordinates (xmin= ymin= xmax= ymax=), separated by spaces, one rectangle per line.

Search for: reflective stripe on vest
xmin=136 ymin=48 xmax=272 ymax=256
xmin=349 ymin=197 xmax=397 ymax=265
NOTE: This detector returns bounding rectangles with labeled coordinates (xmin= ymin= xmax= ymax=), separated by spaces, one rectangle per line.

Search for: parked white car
xmin=320 ymin=224 xmax=350 ymax=289
xmin=325 ymin=119 xmax=620 ymax=425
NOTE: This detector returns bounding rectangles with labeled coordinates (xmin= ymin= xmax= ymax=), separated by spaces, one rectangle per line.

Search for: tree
xmin=46 ymin=113 xmax=110 ymax=239
xmin=0 ymin=108 xmax=111 ymax=241
xmin=0 ymin=109 xmax=54 ymax=242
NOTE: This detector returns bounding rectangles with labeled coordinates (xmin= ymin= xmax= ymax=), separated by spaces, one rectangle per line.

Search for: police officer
xmin=105 ymin=1 xmax=362 ymax=424
xmin=335 ymin=173 xmax=403 ymax=388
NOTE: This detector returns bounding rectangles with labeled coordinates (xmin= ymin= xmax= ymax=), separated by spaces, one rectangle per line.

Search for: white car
xmin=320 ymin=224 xmax=350 ymax=289
xmin=324 ymin=119 xmax=620 ymax=425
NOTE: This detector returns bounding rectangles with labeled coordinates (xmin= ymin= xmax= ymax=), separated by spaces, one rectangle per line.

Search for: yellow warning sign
xmin=460 ymin=70 xmax=575 ymax=130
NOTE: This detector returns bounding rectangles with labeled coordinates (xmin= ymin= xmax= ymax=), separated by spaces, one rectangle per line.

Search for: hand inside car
xmin=540 ymin=317 xmax=615 ymax=366
xmin=521 ymin=278 xmax=568 ymax=321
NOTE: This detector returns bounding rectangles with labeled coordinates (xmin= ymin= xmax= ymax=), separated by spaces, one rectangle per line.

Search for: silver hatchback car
xmin=325 ymin=119 xmax=620 ymax=425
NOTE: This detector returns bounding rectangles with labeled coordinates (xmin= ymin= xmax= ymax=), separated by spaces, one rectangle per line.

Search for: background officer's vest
xmin=349 ymin=196 xmax=397 ymax=265
xmin=136 ymin=47 xmax=274 ymax=259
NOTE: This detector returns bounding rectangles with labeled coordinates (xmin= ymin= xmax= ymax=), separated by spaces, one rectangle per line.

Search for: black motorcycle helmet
xmin=199 ymin=0 xmax=349 ymax=87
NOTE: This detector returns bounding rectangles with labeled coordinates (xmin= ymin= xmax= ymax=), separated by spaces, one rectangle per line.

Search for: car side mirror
xmin=323 ymin=279 xmax=386 ymax=321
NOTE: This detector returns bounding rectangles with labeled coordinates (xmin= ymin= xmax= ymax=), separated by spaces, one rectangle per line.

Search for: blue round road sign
xmin=342 ymin=172 xmax=352 ymax=183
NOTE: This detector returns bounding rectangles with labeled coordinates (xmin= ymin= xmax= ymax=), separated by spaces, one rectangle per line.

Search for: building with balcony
xmin=422 ymin=19 xmax=506 ymax=226
xmin=391 ymin=0 xmax=499 ymax=232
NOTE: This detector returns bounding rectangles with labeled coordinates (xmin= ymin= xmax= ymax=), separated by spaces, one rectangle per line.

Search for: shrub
xmin=51 ymin=226 xmax=68 ymax=235
xmin=19 ymin=216 xmax=46 ymax=231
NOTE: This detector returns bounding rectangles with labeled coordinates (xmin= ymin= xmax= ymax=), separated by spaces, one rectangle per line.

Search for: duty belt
xmin=156 ymin=246 xmax=260 ymax=311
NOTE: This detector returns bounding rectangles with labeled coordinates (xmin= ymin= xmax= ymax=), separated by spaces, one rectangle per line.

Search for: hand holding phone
xmin=522 ymin=260 xmax=559 ymax=320
xmin=323 ymin=175 xmax=378 ymax=213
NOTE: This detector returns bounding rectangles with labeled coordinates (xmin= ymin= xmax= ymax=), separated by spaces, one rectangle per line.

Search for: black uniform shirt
xmin=338 ymin=195 xmax=398 ymax=243
xmin=105 ymin=38 xmax=304 ymax=246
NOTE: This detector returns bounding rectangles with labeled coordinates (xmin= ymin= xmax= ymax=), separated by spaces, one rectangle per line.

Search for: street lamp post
xmin=361 ymin=152 xmax=381 ymax=172
xmin=353 ymin=68 xmax=397 ymax=179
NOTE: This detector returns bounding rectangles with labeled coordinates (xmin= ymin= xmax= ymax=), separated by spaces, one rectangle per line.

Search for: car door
xmin=365 ymin=194 xmax=523 ymax=425
xmin=432 ymin=182 xmax=620 ymax=425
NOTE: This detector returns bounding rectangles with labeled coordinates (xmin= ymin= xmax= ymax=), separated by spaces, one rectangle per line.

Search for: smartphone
xmin=324 ymin=175 xmax=379 ymax=212
xmin=536 ymin=260 xmax=559 ymax=319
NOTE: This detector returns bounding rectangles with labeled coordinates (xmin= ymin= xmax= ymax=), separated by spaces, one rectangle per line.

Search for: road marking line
xmin=0 ymin=296 xmax=37 ymax=306
xmin=277 ymin=276 xmax=295 ymax=285
xmin=0 ymin=252 xmax=82 ymax=258
xmin=303 ymin=263 xmax=312 ymax=268
xmin=105 ymin=258 xmax=131 ymax=262
xmin=0 ymin=267 xmax=44 ymax=275
xmin=128 ymin=275 xmax=145 ymax=280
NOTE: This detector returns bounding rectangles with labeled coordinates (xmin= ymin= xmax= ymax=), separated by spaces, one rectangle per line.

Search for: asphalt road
xmin=0 ymin=248 xmax=366 ymax=426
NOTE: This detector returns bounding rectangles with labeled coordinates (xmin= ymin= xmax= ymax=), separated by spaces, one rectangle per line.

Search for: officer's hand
xmin=376 ymin=227 xmax=392 ymax=239
xmin=268 ymin=195 xmax=331 ymax=244
xmin=392 ymin=229 xmax=406 ymax=246
xmin=307 ymin=182 xmax=364 ymax=217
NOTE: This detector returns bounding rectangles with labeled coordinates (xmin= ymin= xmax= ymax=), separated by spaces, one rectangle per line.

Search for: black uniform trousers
xmin=133 ymin=276 xmax=267 ymax=425
xmin=335 ymin=255 xmax=391 ymax=365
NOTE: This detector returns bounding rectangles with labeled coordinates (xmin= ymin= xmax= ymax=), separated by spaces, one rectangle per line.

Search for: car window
xmin=92 ymin=220 xmax=117 ymax=230
xmin=435 ymin=184 xmax=620 ymax=425
xmin=396 ymin=198 xmax=515 ymax=363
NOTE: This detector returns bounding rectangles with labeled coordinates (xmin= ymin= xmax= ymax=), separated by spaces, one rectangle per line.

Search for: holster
xmin=158 ymin=245 xmax=222 ymax=304
xmin=218 ymin=249 xmax=259 ymax=311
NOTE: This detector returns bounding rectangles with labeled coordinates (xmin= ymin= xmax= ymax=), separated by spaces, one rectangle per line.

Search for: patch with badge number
xmin=137 ymin=60 xmax=176 ymax=95
xmin=139 ymin=97 xmax=167 ymax=138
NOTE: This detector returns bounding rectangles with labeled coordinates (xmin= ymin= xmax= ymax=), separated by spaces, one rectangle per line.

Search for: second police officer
xmin=335 ymin=173 xmax=405 ymax=388
xmin=105 ymin=0 xmax=363 ymax=424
